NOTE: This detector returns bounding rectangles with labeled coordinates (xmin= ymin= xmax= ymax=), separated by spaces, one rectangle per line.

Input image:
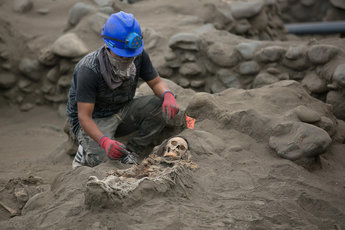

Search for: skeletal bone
xmin=85 ymin=136 xmax=197 ymax=206
xmin=0 ymin=201 xmax=18 ymax=217
xmin=163 ymin=137 xmax=188 ymax=160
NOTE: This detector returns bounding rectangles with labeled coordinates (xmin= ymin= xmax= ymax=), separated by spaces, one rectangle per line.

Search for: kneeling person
xmin=67 ymin=11 xmax=178 ymax=168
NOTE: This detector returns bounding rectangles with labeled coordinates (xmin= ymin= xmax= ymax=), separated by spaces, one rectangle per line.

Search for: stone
xmin=193 ymin=23 xmax=216 ymax=35
xmin=207 ymin=43 xmax=239 ymax=67
xmin=41 ymin=81 xmax=54 ymax=94
xmin=68 ymin=2 xmax=94 ymax=26
xmin=88 ymin=13 xmax=108 ymax=34
xmin=179 ymin=63 xmax=204 ymax=77
xmin=17 ymin=95 xmax=24 ymax=104
xmin=99 ymin=6 xmax=114 ymax=15
xmin=253 ymin=73 xmax=278 ymax=88
xmin=278 ymin=73 xmax=289 ymax=80
xmin=289 ymin=72 xmax=305 ymax=81
xmin=13 ymin=0 xmax=33 ymax=13
xmin=294 ymin=105 xmax=321 ymax=123
xmin=38 ymin=47 xmax=58 ymax=67
xmin=266 ymin=67 xmax=280 ymax=75
xmin=324 ymin=5 xmax=345 ymax=21
xmin=191 ymin=80 xmax=206 ymax=88
xmin=233 ymin=19 xmax=251 ymax=34
xmin=3 ymin=87 xmax=18 ymax=100
xmin=269 ymin=122 xmax=332 ymax=160
xmin=164 ymin=50 xmax=177 ymax=61
xmin=58 ymin=104 xmax=67 ymax=118
xmin=217 ymin=69 xmax=241 ymax=88
xmin=46 ymin=66 xmax=60 ymax=83
xmin=214 ymin=5 xmax=234 ymax=30
xmin=228 ymin=0 xmax=265 ymax=19
xmin=18 ymin=58 xmax=42 ymax=81
xmin=283 ymin=56 xmax=309 ymax=71
xmin=93 ymin=0 xmax=113 ymax=7
xmin=330 ymin=0 xmax=345 ymax=10
xmin=178 ymin=15 xmax=203 ymax=26
xmin=210 ymin=82 xmax=227 ymax=93
xmin=142 ymin=27 xmax=161 ymax=51
xmin=157 ymin=65 xmax=173 ymax=79
xmin=250 ymin=8 xmax=268 ymax=32
xmin=307 ymin=45 xmax=338 ymax=64
xmin=59 ymin=59 xmax=74 ymax=74
xmin=0 ymin=49 xmax=10 ymax=60
xmin=258 ymin=31 xmax=272 ymax=41
xmin=58 ymin=76 xmax=71 ymax=88
xmin=301 ymin=0 xmax=317 ymax=6
xmin=326 ymin=90 xmax=345 ymax=120
xmin=52 ymin=33 xmax=89 ymax=58
xmin=203 ymin=3 xmax=234 ymax=30
xmin=18 ymin=79 xmax=34 ymax=93
xmin=257 ymin=46 xmax=286 ymax=62
xmin=301 ymin=73 xmax=327 ymax=93
xmin=36 ymin=8 xmax=49 ymax=15
xmin=237 ymin=75 xmax=255 ymax=88
xmin=2 ymin=62 xmax=11 ymax=70
xmin=285 ymin=45 xmax=307 ymax=60
xmin=20 ymin=103 xmax=34 ymax=112
xmin=169 ymin=33 xmax=199 ymax=51
xmin=181 ymin=52 xmax=197 ymax=62
xmin=236 ymin=42 xmax=261 ymax=60
xmin=44 ymin=94 xmax=67 ymax=103
xmin=0 ymin=72 xmax=17 ymax=89
xmin=178 ymin=78 xmax=190 ymax=88
xmin=166 ymin=59 xmax=181 ymax=69
xmin=204 ymin=59 xmax=217 ymax=74
xmin=238 ymin=61 xmax=260 ymax=75
xmin=316 ymin=116 xmax=336 ymax=137
xmin=333 ymin=64 xmax=345 ymax=87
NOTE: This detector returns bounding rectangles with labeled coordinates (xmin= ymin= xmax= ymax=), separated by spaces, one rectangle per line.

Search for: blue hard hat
xmin=101 ymin=11 xmax=143 ymax=57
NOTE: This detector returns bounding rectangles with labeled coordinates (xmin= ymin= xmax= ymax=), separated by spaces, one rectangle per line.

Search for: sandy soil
xmin=0 ymin=104 xmax=69 ymax=183
xmin=1 ymin=0 xmax=345 ymax=229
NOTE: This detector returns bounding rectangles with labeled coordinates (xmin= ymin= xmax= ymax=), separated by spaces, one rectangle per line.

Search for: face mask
xmin=106 ymin=49 xmax=135 ymax=73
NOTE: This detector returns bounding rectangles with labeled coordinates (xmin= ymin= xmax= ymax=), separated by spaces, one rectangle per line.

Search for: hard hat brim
xmin=104 ymin=38 xmax=144 ymax=57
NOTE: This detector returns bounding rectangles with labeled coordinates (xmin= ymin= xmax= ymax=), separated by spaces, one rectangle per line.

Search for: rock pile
xmin=159 ymin=25 xmax=345 ymax=120
xmin=200 ymin=0 xmax=287 ymax=41
xmin=278 ymin=0 xmax=345 ymax=22
xmin=0 ymin=0 xmax=123 ymax=112
xmin=1 ymin=0 xmax=345 ymax=124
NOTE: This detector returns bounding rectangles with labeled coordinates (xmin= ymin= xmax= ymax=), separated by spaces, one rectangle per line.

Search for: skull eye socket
xmin=171 ymin=140 xmax=178 ymax=146
xmin=180 ymin=145 xmax=186 ymax=151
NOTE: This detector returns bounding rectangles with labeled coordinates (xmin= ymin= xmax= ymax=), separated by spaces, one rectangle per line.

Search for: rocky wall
xmin=1 ymin=0 xmax=345 ymax=123
xmin=200 ymin=0 xmax=287 ymax=41
xmin=278 ymin=0 xmax=345 ymax=22
xmin=158 ymin=25 xmax=345 ymax=120
xmin=0 ymin=0 xmax=122 ymax=113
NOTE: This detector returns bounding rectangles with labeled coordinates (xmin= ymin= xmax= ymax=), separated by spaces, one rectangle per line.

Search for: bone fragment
xmin=0 ymin=201 xmax=17 ymax=217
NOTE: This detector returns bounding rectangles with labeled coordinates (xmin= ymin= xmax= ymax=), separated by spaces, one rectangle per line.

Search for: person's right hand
xmin=98 ymin=136 xmax=129 ymax=159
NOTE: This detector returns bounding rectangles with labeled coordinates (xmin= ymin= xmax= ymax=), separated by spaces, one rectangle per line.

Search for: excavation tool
xmin=121 ymin=149 xmax=139 ymax=165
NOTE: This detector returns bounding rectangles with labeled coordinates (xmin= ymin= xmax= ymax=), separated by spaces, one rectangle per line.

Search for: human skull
xmin=163 ymin=137 xmax=188 ymax=160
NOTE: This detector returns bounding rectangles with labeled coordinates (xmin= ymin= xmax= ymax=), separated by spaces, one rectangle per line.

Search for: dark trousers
xmin=75 ymin=95 xmax=165 ymax=167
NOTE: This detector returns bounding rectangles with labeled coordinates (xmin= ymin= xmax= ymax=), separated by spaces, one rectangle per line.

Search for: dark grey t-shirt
xmin=67 ymin=48 xmax=158 ymax=136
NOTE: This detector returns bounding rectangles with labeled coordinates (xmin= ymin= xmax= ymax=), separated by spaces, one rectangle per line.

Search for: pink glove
xmin=98 ymin=136 xmax=129 ymax=159
xmin=162 ymin=90 xmax=179 ymax=120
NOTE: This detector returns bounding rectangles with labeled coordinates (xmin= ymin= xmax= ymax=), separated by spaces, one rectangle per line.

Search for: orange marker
xmin=185 ymin=114 xmax=195 ymax=130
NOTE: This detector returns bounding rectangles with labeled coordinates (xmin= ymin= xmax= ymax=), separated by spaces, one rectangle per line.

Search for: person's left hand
xmin=162 ymin=91 xmax=179 ymax=120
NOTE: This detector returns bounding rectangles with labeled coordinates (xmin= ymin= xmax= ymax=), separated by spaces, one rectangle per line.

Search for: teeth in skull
xmin=163 ymin=137 xmax=188 ymax=159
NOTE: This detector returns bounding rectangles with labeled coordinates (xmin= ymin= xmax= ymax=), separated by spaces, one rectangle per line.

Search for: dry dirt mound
xmin=2 ymin=80 xmax=345 ymax=229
